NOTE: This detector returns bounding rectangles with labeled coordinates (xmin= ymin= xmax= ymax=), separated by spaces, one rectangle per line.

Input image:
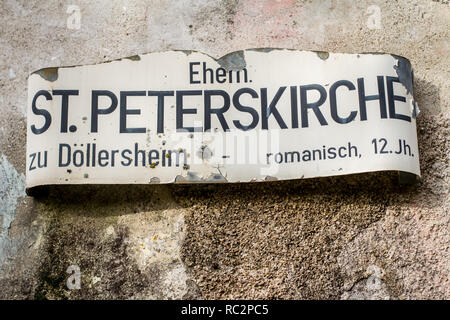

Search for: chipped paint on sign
xmin=26 ymin=49 xmax=420 ymax=189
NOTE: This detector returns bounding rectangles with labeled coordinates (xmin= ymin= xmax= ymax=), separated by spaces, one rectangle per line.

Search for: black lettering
xmin=134 ymin=143 xmax=146 ymax=166
xmin=28 ymin=153 xmax=37 ymax=171
xmin=73 ymin=150 xmax=84 ymax=167
xmin=328 ymin=147 xmax=337 ymax=159
xmin=37 ymin=151 xmax=47 ymax=168
xmin=58 ymin=143 xmax=71 ymax=167
xmin=386 ymin=76 xmax=411 ymax=122
xmin=148 ymin=150 xmax=160 ymax=167
xmin=121 ymin=149 xmax=132 ymax=166
xmin=176 ymin=90 xmax=202 ymax=132
xmin=234 ymin=69 xmax=248 ymax=83
xmin=189 ymin=62 xmax=200 ymax=84
xmin=216 ymin=68 xmax=227 ymax=83
xmin=290 ymin=86 xmax=299 ymax=128
xmin=348 ymin=142 xmax=358 ymax=157
xmin=203 ymin=62 xmax=214 ymax=84
xmin=97 ymin=150 xmax=108 ymax=167
xmin=111 ymin=150 xmax=119 ymax=167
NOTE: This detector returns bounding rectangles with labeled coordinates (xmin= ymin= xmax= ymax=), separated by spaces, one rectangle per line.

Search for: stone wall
xmin=0 ymin=0 xmax=448 ymax=299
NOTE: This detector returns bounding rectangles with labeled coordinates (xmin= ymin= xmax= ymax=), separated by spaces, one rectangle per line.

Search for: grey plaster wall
xmin=0 ymin=0 xmax=448 ymax=299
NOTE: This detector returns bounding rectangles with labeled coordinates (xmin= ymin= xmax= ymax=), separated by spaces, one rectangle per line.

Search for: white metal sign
xmin=26 ymin=49 xmax=420 ymax=188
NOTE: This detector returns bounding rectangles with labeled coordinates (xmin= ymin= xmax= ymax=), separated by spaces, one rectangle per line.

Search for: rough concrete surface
xmin=0 ymin=0 xmax=448 ymax=299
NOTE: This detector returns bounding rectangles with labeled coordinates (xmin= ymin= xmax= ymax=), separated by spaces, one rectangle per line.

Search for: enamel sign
xmin=26 ymin=49 xmax=420 ymax=188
